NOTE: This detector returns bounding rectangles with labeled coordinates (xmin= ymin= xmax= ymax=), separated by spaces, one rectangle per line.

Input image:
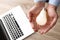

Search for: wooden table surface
xmin=0 ymin=0 xmax=60 ymax=40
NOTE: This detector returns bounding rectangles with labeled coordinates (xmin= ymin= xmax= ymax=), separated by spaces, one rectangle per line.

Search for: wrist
xmin=47 ymin=4 xmax=57 ymax=10
xmin=35 ymin=2 xmax=45 ymax=8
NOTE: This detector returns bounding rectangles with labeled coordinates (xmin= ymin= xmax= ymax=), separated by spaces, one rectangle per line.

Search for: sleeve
xmin=49 ymin=0 xmax=60 ymax=7
xmin=34 ymin=0 xmax=47 ymax=3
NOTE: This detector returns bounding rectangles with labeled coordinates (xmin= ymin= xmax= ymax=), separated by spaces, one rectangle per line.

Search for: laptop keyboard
xmin=2 ymin=13 xmax=24 ymax=40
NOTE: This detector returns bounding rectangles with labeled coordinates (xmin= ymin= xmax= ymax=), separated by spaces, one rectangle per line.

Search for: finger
xmin=30 ymin=22 xmax=38 ymax=32
xmin=31 ymin=24 xmax=38 ymax=32
xmin=38 ymin=28 xmax=49 ymax=34
xmin=38 ymin=29 xmax=45 ymax=34
xmin=31 ymin=22 xmax=40 ymax=32
xmin=28 ymin=12 xmax=35 ymax=22
xmin=38 ymin=25 xmax=50 ymax=34
xmin=34 ymin=25 xmax=41 ymax=32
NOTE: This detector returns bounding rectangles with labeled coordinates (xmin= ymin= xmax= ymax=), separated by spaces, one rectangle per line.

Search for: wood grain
xmin=0 ymin=0 xmax=60 ymax=40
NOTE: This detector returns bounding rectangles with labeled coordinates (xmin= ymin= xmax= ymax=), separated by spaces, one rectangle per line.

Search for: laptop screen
xmin=0 ymin=19 xmax=10 ymax=40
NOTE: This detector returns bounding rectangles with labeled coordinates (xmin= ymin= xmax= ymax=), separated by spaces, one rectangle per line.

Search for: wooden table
xmin=0 ymin=0 xmax=60 ymax=40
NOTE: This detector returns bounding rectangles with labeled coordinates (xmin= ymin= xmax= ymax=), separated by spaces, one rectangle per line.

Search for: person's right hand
xmin=27 ymin=2 xmax=45 ymax=32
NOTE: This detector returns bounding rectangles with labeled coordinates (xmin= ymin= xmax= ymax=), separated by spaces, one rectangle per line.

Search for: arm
xmin=49 ymin=0 xmax=60 ymax=7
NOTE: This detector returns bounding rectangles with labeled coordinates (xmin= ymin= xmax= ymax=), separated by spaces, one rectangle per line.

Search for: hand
xmin=27 ymin=2 xmax=45 ymax=32
xmin=38 ymin=4 xmax=58 ymax=34
xmin=27 ymin=3 xmax=58 ymax=34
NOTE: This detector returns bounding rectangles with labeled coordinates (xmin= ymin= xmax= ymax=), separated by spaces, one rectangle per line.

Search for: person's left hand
xmin=38 ymin=5 xmax=58 ymax=34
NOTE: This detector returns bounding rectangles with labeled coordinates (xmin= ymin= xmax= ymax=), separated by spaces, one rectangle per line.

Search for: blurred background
xmin=0 ymin=0 xmax=60 ymax=40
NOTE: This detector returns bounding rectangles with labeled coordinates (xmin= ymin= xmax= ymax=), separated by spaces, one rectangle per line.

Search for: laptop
xmin=0 ymin=6 xmax=34 ymax=40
